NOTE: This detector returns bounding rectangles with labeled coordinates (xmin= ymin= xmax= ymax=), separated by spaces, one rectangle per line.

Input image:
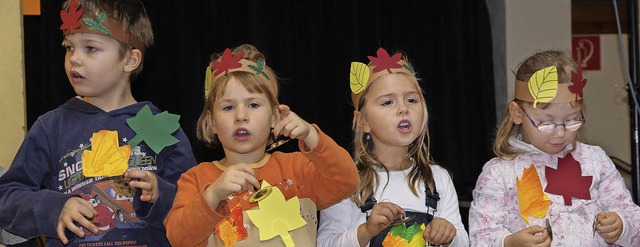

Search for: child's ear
xmin=354 ymin=111 xmax=371 ymax=133
xmin=123 ymin=49 xmax=143 ymax=72
xmin=271 ymin=105 xmax=279 ymax=128
xmin=509 ymin=101 xmax=523 ymax=125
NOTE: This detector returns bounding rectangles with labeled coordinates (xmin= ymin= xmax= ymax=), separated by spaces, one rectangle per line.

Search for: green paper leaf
xmin=248 ymin=58 xmax=270 ymax=80
xmin=83 ymin=12 xmax=111 ymax=35
xmin=126 ymin=105 xmax=181 ymax=154
xmin=389 ymin=222 xmax=424 ymax=243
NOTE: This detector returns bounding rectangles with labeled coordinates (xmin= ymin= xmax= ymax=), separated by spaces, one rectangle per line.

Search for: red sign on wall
xmin=572 ymin=36 xmax=600 ymax=71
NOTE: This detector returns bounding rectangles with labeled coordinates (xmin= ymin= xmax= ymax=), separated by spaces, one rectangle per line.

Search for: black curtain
xmin=24 ymin=0 xmax=495 ymax=211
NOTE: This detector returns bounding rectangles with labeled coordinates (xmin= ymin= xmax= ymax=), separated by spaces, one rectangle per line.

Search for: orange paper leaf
xmin=82 ymin=130 xmax=131 ymax=177
xmin=215 ymin=203 xmax=247 ymax=247
xmin=516 ymin=165 xmax=551 ymax=224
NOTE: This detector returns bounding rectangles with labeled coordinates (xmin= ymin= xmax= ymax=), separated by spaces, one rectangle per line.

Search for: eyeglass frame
xmin=520 ymin=107 xmax=586 ymax=133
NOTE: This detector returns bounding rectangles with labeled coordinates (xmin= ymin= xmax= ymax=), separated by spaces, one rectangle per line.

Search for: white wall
xmin=581 ymin=34 xmax=631 ymax=164
xmin=0 ymin=0 xmax=26 ymax=172
xmin=505 ymin=1 xmax=572 ymax=100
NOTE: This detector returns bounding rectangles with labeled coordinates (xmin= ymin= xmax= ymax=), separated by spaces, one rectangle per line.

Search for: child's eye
xmin=84 ymin=46 xmax=98 ymax=53
xmin=407 ymin=98 xmax=419 ymax=104
xmin=63 ymin=45 xmax=74 ymax=52
xmin=381 ymin=100 xmax=393 ymax=106
xmin=222 ymin=105 xmax=234 ymax=111
xmin=248 ymin=102 xmax=260 ymax=108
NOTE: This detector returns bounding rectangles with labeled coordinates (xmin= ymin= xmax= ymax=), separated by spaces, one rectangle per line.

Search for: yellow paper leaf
xmin=527 ymin=65 xmax=558 ymax=108
xmin=516 ymin=165 xmax=551 ymax=224
xmin=246 ymin=181 xmax=306 ymax=247
xmin=350 ymin=62 xmax=370 ymax=94
xmin=82 ymin=130 xmax=131 ymax=177
xmin=204 ymin=65 xmax=212 ymax=99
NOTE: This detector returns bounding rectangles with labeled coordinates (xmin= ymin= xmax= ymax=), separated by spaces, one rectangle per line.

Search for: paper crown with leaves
xmin=204 ymin=48 xmax=277 ymax=99
xmin=60 ymin=0 xmax=146 ymax=55
xmin=349 ymin=48 xmax=415 ymax=110
xmin=514 ymin=64 xmax=587 ymax=108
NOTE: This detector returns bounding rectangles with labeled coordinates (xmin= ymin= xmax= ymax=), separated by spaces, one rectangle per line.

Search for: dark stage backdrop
xmin=24 ymin=1 xmax=495 ymax=205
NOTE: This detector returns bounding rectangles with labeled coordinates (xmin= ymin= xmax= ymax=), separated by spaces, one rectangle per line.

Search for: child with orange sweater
xmin=163 ymin=44 xmax=359 ymax=247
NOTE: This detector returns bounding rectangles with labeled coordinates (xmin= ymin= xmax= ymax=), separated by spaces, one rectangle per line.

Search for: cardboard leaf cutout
xmin=368 ymin=48 xmax=402 ymax=73
xmin=246 ymin=181 xmax=306 ymax=247
xmin=569 ymin=63 xmax=587 ymax=99
xmin=545 ymin=153 xmax=592 ymax=206
xmin=248 ymin=58 xmax=271 ymax=80
xmin=350 ymin=62 xmax=370 ymax=94
xmin=60 ymin=0 xmax=83 ymax=31
xmin=211 ymin=48 xmax=244 ymax=76
xmin=381 ymin=223 xmax=426 ymax=247
xmin=204 ymin=64 xmax=213 ymax=99
xmin=82 ymin=130 xmax=131 ymax=177
xmin=516 ymin=165 xmax=551 ymax=224
xmin=527 ymin=66 xmax=558 ymax=108
xmin=126 ymin=105 xmax=180 ymax=154
xmin=83 ymin=12 xmax=111 ymax=35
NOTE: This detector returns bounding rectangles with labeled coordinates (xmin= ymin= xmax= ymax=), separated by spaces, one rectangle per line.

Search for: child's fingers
xmin=126 ymin=169 xmax=156 ymax=183
xmin=56 ymin=222 xmax=70 ymax=244
xmin=129 ymin=180 xmax=151 ymax=190
xmin=277 ymin=104 xmax=291 ymax=118
xmin=524 ymin=225 xmax=546 ymax=235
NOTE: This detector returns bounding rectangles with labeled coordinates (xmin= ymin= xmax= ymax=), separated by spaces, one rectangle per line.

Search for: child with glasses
xmin=469 ymin=50 xmax=640 ymax=246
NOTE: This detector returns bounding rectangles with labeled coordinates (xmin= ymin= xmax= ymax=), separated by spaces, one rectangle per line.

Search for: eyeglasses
xmin=521 ymin=108 xmax=586 ymax=133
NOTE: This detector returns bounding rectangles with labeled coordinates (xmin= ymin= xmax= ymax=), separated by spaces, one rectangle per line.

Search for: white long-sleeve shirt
xmin=318 ymin=164 xmax=470 ymax=247
xmin=469 ymin=138 xmax=640 ymax=246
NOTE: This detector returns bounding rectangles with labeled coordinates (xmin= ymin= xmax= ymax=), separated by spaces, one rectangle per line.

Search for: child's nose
xmin=551 ymin=125 xmax=566 ymax=137
xmin=235 ymin=109 xmax=248 ymax=122
xmin=397 ymin=102 xmax=408 ymax=115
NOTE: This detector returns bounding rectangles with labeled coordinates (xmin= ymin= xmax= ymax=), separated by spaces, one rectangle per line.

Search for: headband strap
xmin=350 ymin=48 xmax=414 ymax=110
xmin=514 ymin=65 xmax=586 ymax=108
xmin=204 ymin=48 xmax=277 ymax=99
xmin=60 ymin=0 xmax=146 ymax=55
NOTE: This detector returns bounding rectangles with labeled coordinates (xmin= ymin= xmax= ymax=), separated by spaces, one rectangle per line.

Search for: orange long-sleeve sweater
xmin=164 ymin=127 xmax=359 ymax=247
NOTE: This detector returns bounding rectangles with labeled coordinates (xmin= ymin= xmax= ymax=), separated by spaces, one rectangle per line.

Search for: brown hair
xmin=493 ymin=50 xmax=584 ymax=159
xmin=349 ymin=54 xmax=436 ymax=206
xmin=197 ymin=44 xmax=279 ymax=147
xmin=63 ymin=0 xmax=154 ymax=80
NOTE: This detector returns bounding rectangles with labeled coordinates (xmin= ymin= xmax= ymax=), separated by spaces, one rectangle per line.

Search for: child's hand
xmin=272 ymin=104 xmax=319 ymax=148
xmin=357 ymin=202 xmax=404 ymax=245
xmin=504 ymin=225 xmax=550 ymax=247
xmin=57 ymin=197 xmax=98 ymax=244
xmin=423 ymin=218 xmax=456 ymax=246
xmin=595 ymin=211 xmax=623 ymax=244
xmin=204 ymin=164 xmax=260 ymax=210
xmin=125 ymin=169 xmax=158 ymax=203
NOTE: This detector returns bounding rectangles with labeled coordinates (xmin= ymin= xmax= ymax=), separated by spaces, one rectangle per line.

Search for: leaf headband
xmin=349 ymin=48 xmax=415 ymax=110
xmin=60 ymin=0 xmax=146 ymax=55
xmin=204 ymin=48 xmax=277 ymax=99
xmin=514 ymin=64 xmax=587 ymax=108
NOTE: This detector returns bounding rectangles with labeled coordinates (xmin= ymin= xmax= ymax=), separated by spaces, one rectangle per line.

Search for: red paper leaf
xmin=544 ymin=153 xmax=592 ymax=205
xmin=60 ymin=0 xmax=83 ymax=31
xmin=569 ymin=63 xmax=587 ymax=99
xmin=211 ymin=48 xmax=244 ymax=76
xmin=368 ymin=48 xmax=402 ymax=73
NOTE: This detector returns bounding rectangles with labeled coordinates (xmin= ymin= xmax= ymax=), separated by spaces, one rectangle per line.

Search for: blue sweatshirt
xmin=0 ymin=97 xmax=197 ymax=247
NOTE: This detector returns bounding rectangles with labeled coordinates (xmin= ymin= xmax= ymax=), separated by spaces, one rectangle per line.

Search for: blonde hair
xmin=197 ymin=44 xmax=279 ymax=147
xmin=349 ymin=56 xmax=436 ymax=207
xmin=493 ymin=50 xmax=584 ymax=159
xmin=63 ymin=0 xmax=154 ymax=80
